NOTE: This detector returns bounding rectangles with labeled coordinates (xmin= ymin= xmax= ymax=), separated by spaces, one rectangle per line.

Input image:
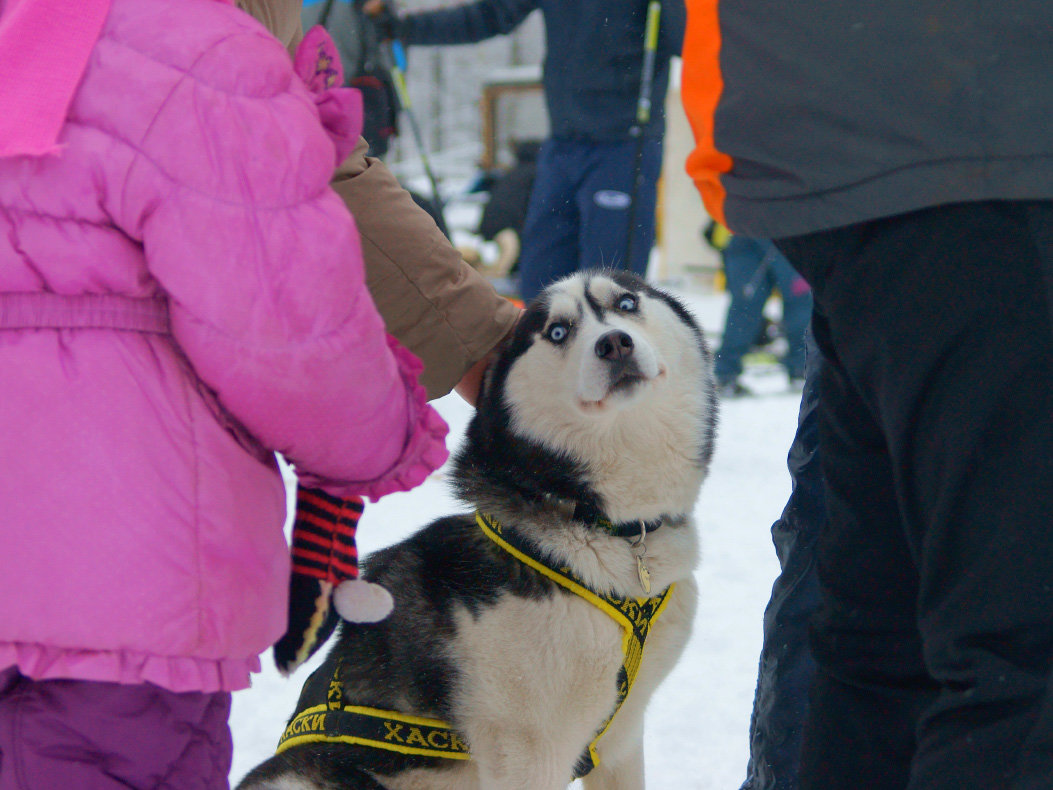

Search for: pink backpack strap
xmin=0 ymin=292 xmax=169 ymax=333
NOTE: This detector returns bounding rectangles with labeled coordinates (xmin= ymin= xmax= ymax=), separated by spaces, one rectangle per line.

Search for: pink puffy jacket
xmin=0 ymin=0 xmax=447 ymax=693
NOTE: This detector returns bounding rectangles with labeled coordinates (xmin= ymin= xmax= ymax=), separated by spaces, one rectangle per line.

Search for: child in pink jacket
xmin=0 ymin=0 xmax=448 ymax=786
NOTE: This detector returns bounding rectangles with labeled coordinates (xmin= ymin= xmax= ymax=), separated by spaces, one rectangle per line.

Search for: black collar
xmin=571 ymin=502 xmax=663 ymax=539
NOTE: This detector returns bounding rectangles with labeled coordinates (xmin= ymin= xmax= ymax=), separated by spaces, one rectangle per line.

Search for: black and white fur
xmin=239 ymin=270 xmax=718 ymax=790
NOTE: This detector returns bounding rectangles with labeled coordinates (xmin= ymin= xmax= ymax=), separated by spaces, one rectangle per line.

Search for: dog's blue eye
xmin=546 ymin=323 xmax=569 ymax=343
xmin=617 ymin=294 xmax=638 ymax=312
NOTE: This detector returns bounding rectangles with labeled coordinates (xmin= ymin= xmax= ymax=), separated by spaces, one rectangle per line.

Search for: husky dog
xmin=239 ymin=270 xmax=717 ymax=790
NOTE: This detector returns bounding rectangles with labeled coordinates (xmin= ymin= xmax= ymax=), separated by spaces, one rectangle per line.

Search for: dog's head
xmin=454 ymin=270 xmax=717 ymax=523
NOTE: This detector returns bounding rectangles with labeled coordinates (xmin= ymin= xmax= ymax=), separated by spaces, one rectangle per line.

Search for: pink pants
xmin=0 ymin=666 xmax=232 ymax=789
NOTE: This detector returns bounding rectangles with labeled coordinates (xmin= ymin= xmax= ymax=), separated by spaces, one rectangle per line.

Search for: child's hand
xmin=273 ymin=487 xmax=393 ymax=676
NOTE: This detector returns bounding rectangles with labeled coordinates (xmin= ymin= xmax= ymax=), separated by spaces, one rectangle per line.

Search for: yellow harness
xmin=275 ymin=511 xmax=674 ymax=779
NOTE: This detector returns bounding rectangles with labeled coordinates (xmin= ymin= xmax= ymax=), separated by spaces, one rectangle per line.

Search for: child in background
xmin=0 ymin=0 xmax=447 ymax=787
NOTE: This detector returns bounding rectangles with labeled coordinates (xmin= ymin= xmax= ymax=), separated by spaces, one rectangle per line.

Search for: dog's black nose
xmin=595 ymin=330 xmax=634 ymax=361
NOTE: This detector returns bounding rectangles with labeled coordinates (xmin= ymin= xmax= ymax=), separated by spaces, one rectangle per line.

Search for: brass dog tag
xmin=636 ymin=555 xmax=652 ymax=594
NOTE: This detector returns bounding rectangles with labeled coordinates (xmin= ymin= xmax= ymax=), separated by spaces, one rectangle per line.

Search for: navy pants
xmin=0 ymin=667 xmax=232 ymax=789
xmin=516 ymin=136 xmax=663 ymax=301
xmin=714 ymin=236 xmax=813 ymax=384
xmin=778 ymin=201 xmax=1053 ymax=790
xmin=740 ymin=329 xmax=823 ymax=790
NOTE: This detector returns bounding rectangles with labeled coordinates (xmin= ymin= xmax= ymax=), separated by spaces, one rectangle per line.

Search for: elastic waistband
xmin=0 ymin=292 xmax=170 ymax=334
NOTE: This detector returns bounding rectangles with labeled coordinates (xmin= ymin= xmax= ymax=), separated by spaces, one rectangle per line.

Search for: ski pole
xmin=623 ymin=0 xmax=661 ymax=271
xmin=384 ymin=38 xmax=447 ymax=227
xmin=635 ymin=0 xmax=662 ymax=130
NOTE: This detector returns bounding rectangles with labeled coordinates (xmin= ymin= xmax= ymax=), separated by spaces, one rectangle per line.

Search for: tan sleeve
xmin=331 ymin=138 xmax=520 ymax=400
xmin=236 ymin=0 xmax=304 ymax=54
xmin=237 ymin=1 xmax=516 ymax=399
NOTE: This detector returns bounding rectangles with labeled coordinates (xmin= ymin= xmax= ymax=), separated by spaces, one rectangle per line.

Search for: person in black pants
xmin=682 ymin=0 xmax=1053 ymax=786
xmin=746 ymin=203 xmax=1053 ymax=790
xmin=778 ymin=202 xmax=1053 ymax=789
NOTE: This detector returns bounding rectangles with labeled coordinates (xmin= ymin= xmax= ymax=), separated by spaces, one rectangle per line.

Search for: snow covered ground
xmin=228 ymin=284 xmax=805 ymax=789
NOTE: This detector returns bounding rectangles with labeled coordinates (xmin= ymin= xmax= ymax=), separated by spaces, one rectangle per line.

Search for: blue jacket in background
xmin=400 ymin=0 xmax=685 ymax=142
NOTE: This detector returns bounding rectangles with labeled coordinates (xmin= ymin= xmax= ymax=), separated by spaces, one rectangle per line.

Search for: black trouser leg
xmin=798 ymin=301 xmax=935 ymax=790
xmin=778 ymin=200 xmax=1053 ymax=790
xmin=740 ymin=329 xmax=823 ymax=790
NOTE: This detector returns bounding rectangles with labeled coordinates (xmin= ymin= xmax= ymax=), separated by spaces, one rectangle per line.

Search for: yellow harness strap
xmin=476 ymin=511 xmax=674 ymax=776
xmin=276 ymin=695 xmax=470 ymax=761
xmin=275 ymin=513 xmax=674 ymax=780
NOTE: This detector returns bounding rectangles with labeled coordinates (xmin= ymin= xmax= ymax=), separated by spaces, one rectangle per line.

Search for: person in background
xmin=711 ymin=231 xmax=812 ymax=397
xmin=359 ymin=0 xmax=686 ymax=300
xmin=0 ymin=0 xmax=449 ymax=787
xmin=682 ymin=0 xmax=1053 ymax=788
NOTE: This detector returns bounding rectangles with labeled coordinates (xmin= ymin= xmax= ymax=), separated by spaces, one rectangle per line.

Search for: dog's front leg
xmin=579 ymin=743 xmax=645 ymax=790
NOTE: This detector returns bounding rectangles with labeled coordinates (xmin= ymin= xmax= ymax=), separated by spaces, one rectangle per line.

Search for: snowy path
xmin=229 ymin=287 xmax=802 ymax=789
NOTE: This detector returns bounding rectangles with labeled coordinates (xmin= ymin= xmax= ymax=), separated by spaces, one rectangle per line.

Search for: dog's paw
xmin=334 ymin=579 xmax=394 ymax=623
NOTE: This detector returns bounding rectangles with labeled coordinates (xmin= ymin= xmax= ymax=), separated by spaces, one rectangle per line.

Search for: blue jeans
xmin=516 ymin=137 xmax=663 ymax=301
xmin=741 ymin=329 xmax=823 ymax=790
xmin=715 ymin=237 xmax=812 ymax=383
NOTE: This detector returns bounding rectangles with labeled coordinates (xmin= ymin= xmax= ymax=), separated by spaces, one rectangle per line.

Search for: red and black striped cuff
xmin=291 ymin=487 xmax=364 ymax=585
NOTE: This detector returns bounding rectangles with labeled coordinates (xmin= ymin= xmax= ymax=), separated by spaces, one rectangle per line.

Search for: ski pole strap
xmin=386 ymin=40 xmax=412 ymax=109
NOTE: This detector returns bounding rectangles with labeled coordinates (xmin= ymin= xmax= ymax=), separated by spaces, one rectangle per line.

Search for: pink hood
xmin=0 ymin=0 xmax=447 ymax=692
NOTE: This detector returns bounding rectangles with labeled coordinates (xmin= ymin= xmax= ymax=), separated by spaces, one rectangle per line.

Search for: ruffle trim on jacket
xmin=0 ymin=642 xmax=261 ymax=694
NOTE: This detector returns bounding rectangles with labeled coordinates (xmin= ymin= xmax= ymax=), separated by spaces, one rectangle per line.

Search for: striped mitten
xmin=273 ymin=487 xmax=393 ymax=676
